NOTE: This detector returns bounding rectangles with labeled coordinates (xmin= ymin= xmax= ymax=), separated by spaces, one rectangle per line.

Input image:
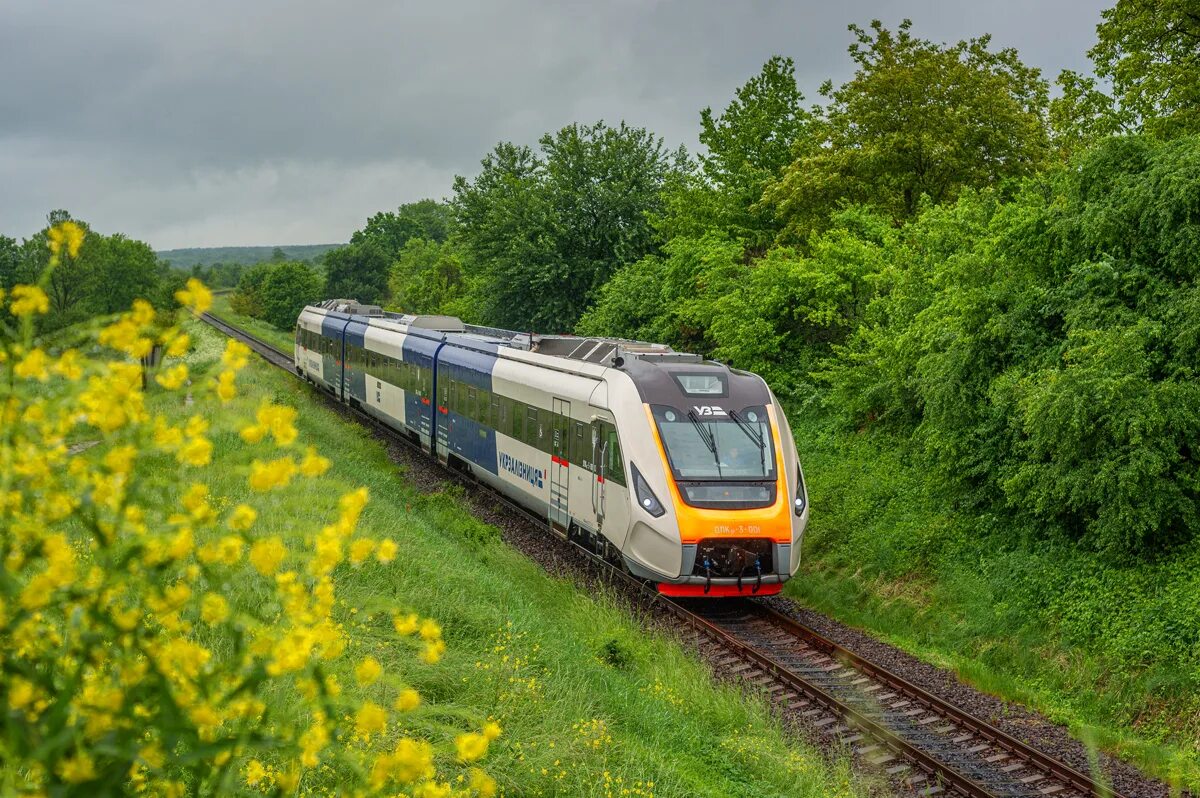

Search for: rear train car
xmin=295 ymin=299 xmax=809 ymax=597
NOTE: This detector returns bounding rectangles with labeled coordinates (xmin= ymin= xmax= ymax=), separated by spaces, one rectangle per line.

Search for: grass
xmin=167 ymin=321 xmax=880 ymax=798
xmin=208 ymin=292 xmax=296 ymax=353
xmin=784 ymin=412 xmax=1200 ymax=792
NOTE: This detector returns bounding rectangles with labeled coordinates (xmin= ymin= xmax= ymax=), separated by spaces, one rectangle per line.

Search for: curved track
xmin=195 ymin=311 xmax=1127 ymax=798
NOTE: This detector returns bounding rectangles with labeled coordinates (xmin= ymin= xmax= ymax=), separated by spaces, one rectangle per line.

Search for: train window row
xmin=345 ymin=342 xmax=431 ymax=398
xmin=295 ymin=327 xmax=626 ymax=486
xmin=440 ymin=377 xmax=626 ymax=486
xmin=302 ymin=329 xmax=339 ymax=357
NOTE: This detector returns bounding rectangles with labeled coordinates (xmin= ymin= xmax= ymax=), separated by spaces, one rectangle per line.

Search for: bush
xmin=259 ymin=261 xmax=324 ymax=330
xmin=823 ymin=136 xmax=1200 ymax=555
xmin=0 ymin=239 xmax=498 ymax=796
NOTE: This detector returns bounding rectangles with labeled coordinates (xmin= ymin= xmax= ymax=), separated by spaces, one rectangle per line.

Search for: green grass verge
xmin=169 ymin=322 xmax=878 ymax=798
xmin=785 ymin=412 xmax=1200 ymax=792
xmin=208 ymin=292 xmax=296 ymax=353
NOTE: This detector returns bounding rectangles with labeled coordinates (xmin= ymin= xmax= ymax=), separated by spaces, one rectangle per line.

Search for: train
xmin=294 ymin=299 xmax=809 ymax=597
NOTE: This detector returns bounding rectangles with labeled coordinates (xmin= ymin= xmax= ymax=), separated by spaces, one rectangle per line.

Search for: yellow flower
xmin=482 ymin=721 xmax=502 ymax=741
xmin=249 ymin=537 xmax=286 ymax=577
xmin=14 ymin=348 xmax=50 ymax=381
xmin=394 ymin=688 xmax=421 ymax=712
xmin=420 ymin=640 xmax=446 ymax=665
xmin=8 ymin=285 xmax=49 ymax=316
xmin=47 ymin=220 xmax=86 ymax=259
xmin=349 ymin=538 xmax=375 ymax=565
xmin=300 ymin=446 xmax=331 ymax=477
xmin=155 ymin=363 xmax=189 ymax=390
xmin=200 ymin=593 xmax=229 ymax=624
xmin=104 ymin=444 xmax=138 ymax=475
xmin=57 ymin=751 xmax=97 ymax=783
xmin=52 ymin=348 xmax=84 ymax=380
xmin=470 ymin=769 xmax=498 ymax=798
xmin=419 ymin=619 xmax=442 ymax=642
xmin=227 ymin=504 xmax=257 ymax=531
xmin=178 ymin=436 xmax=212 ymax=467
xmin=355 ymin=656 xmax=382 ymax=686
xmin=222 ymin=339 xmax=251 ymax=370
xmin=175 ymin=278 xmax=213 ymax=314
xmin=376 ymin=538 xmax=398 ymax=564
xmin=181 ymin=483 xmax=209 ymax=512
xmin=394 ymin=613 xmax=419 ymax=636
xmin=164 ymin=331 xmax=191 ymax=357
xmin=455 ymin=732 xmax=489 ymax=763
xmin=215 ymin=370 xmax=236 ymax=402
xmin=355 ymin=701 xmax=387 ymax=738
xmin=248 ymin=456 xmax=296 ymax=491
xmin=244 ymin=759 xmax=267 ymax=787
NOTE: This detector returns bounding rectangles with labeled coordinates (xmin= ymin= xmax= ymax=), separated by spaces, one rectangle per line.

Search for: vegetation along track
xmin=197 ymin=311 xmax=1128 ymax=798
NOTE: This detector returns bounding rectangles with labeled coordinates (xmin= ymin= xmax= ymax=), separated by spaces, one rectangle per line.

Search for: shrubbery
xmin=0 ymin=228 xmax=498 ymax=795
xmin=232 ymin=260 xmax=325 ymax=330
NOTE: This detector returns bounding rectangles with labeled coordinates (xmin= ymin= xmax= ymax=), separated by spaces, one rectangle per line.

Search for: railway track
xmin=195 ymin=311 xmax=1126 ymax=798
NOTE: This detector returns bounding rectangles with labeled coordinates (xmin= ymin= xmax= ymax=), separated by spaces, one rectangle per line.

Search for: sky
xmin=0 ymin=0 xmax=1110 ymax=250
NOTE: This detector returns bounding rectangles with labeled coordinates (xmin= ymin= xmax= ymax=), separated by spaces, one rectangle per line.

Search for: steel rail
xmin=194 ymin=311 xmax=1125 ymax=798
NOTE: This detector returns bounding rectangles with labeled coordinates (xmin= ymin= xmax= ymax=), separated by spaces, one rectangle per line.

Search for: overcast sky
xmin=1 ymin=0 xmax=1109 ymax=250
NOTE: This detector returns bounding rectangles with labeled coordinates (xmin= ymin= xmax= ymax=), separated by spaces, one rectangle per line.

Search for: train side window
xmin=605 ymin=425 xmax=626 ymax=486
xmin=489 ymin=394 xmax=500 ymax=429
xmin=466 ymin=385 xmax=477 ymax=420
xmin=570 ymin=421 xmax=586 ymax=466
xmin=523 ymin=406 xmax=537 ymax=447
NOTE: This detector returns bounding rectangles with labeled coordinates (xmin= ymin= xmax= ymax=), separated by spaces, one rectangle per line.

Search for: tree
xmin=388 ymin=238 xmax=466 ymax=315
xmin=271 ymin=246 xmax=287 ymax=261
xmin=351 ymin=199 xmax=453 ymax=255
xmin=764 ymin=20 xmax=1051 ymax=242
xmin=0 ymin=235 xmax=18 ymax=291
xmin=84 ymin=234 xmax=161 ymax=314
xmin=823 ymin=136 xmax=1200 ymax=555
xmin=258 ymin=261 xmax=325 ymax=329
xmin=453 ymin=122 xmax=683 ymax=331
xmin=231 ymin=262 xmax=273 ymax=317
xmin=697 ymin=56 xmax=813 ymax=251
xmin=1089 ymin=0 xmax=1200 ymax=139
xmin=323 ymin=240 xmax=389 ymax=304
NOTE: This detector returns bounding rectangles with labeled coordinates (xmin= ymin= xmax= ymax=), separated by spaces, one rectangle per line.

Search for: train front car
xmin=610 ymin=356 xmax=808 ymax=597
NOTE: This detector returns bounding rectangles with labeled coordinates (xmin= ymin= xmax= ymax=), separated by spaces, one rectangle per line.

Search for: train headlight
xmin=632 ymin=464 xmax=666 ymax=518
xmin=794 ymin=466 xmax=807 ymax=516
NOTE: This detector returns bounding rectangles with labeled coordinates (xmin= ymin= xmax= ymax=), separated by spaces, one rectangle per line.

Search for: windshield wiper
xmin=728 ymin=409 xmax=767 ymax=474
xmin=687 ymin=410 xmax=722 ymax=475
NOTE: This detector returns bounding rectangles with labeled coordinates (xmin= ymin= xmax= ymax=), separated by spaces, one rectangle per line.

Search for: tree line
xmin=245 ymin=1 xmax=1197 ymax=556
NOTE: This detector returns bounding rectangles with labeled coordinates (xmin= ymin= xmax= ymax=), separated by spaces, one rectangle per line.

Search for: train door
xmin=549 ymin=398 xmax=571 ymax=532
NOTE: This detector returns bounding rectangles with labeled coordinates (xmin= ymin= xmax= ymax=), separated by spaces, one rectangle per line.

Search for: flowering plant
xmin=0 ymin=224 xmax=498 ymax=796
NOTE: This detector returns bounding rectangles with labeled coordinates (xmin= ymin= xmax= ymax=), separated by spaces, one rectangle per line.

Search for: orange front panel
xmin=643 ymin=404 xmax=792 ymax=545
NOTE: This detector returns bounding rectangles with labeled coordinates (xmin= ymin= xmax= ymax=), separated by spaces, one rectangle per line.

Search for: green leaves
xmin=764 ymin=20 xmax=1051 ymax=242
xmin=452 ymin=122 xmax=682 ymax=332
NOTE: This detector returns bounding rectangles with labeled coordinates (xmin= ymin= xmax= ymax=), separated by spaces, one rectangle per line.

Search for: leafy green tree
xmin=258 ymin=261 xmax=325 ymax=329
xmin=1049 ymin=70 xmax=1130 ymax=159
xmin=323 ymin=240 xmax=389 ymax=304
xmin=231 ymin=262 xmax=274 ymax=318
xmin=1089 ymin=0 xmax=1200 ymax=139
xmin=697 ymin=56 xmax=813 ymax=251
xmin=271 ymin=246 xmax=287 ymax=261
xmin=85 ymin=234 xmax=161 ymax=314
xmin=0 ymin=235 xmax=18 ymax=291
xmin=454 ymin=122 xmax=683 ymax=331
xmin=824 ymin=136 xmax=1200 ymax=555
xmin=352 ymin=199 xmax=453 ymax=254
xmin=388 ymin=238 xmax=466 ymax=315
xmin=765 ymin=20 xmax=1051 ymax=242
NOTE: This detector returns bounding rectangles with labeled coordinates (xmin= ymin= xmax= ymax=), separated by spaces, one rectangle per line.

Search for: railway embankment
xmin=177 ymin=319 xmax=878 ymax=798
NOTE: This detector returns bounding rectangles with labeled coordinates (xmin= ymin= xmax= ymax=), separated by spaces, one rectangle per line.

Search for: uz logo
xmin=693 ymin=405 xmax=727 ymax=416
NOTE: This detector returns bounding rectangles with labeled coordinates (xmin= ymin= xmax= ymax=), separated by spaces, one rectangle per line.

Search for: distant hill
xmin=157 ymin=244 xmax=343 ymax=268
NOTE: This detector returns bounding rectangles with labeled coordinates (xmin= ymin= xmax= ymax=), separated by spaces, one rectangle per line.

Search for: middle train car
xmin=295 ymin=299 xmax=809 ymax=597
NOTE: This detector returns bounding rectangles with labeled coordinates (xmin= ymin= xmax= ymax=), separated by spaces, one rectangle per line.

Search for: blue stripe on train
xmin=437 ymin=339 xmax=500 ymax=475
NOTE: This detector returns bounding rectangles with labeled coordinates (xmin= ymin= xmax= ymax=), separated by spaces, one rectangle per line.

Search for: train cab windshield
xmin=652 ymin=404 xmax=777 ymax=509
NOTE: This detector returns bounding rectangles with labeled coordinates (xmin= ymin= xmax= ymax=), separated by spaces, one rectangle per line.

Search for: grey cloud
xmin=1 ymin=0 xmax=1108 ymax=248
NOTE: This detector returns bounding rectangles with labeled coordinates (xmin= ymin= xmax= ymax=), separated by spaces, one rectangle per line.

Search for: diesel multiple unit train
xmin=295 ymin=299 xmax=809 ymax=597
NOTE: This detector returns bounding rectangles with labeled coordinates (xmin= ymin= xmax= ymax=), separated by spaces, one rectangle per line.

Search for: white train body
xmin=296 ymin=300 xmax=808 ymax=597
